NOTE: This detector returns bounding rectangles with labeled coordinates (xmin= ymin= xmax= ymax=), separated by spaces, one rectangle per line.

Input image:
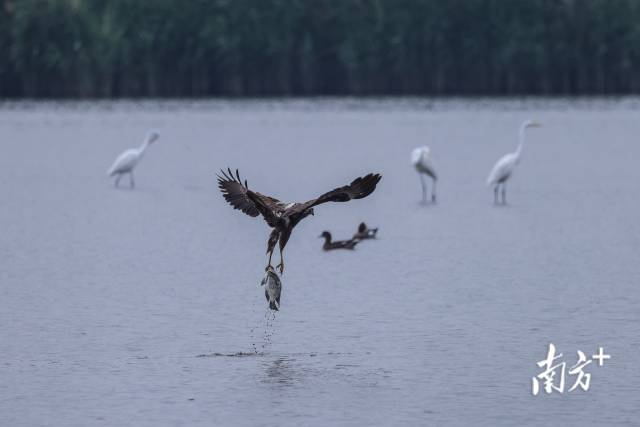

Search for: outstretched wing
xmin=216 ymin=168 xmax=283 ymax=226
xmin=294 ymin=173 xmax=382 ymax=212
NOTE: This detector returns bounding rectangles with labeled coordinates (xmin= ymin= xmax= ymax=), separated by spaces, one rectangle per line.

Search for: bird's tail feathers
xmin=264 ymin=289 xmax=279 ymax=311
xmin=486 ymin=171 xmax=498 ymax=187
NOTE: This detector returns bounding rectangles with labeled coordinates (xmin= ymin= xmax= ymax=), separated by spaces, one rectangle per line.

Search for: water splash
xmin=262 ymin=308 xmax=278 ymax=350
xmin=249 ymin=281 xmax=279 ymax=353
xmin=196 ymin=352 xmax=261 ymax=358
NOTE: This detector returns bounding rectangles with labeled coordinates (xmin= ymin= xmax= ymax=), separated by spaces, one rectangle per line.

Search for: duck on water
xmin=353 ymin=222 xmax=378 ymax=240
xmin=320 ymin=231 xmax=358 ymax=251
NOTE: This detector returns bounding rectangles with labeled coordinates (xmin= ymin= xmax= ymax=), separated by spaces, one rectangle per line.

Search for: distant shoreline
xmin=3 ymin=1 xmax=640 ymax=98
xmin=3 ymin=96 xmax=640 ymax=113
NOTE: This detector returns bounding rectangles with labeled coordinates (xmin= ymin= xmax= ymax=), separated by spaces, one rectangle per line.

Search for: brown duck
xmin=217 ymin=168 xmax=381 ymax=273
xmin=353 ymin=222 xmax=378 ymax=240
xmin=320 ymin=231 xmax=358 ymax=251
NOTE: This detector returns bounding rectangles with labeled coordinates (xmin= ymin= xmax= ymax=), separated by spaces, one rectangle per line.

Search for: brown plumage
xmin=353 ymin=222 xmax=378 ymax=240
xmin=320 ymin=231 xmax=358 ymax=251
xmin=217 ymin=168 xmax=381 ymax=273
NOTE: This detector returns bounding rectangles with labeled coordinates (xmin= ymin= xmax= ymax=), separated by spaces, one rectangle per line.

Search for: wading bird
xmin=353 ymin=222 xmax=378 ymax=240
xmin=486 ymin=120 xmax=541 ymax=204
xmin=217 ymin=168 xmax=381 ymax=273
xmin=411 ymin=146 xmax=437 ymax=203
xmin=107 ymin=130 xmax=160 ymax=188
xmin=319 ymin=231 xmax=359 ymax=251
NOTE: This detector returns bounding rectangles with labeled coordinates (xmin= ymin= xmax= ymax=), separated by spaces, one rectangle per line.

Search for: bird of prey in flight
xmin=217 ymin=168 xmax=381 ymax=274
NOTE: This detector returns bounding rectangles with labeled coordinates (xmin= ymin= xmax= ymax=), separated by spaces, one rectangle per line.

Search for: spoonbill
xmin=411 ymin=146 xmax=437 ymax=203
xmin=486 ymin=120 xmax=540 ymax=204
xmin=107 ymin=130 xmax=159 ymax=188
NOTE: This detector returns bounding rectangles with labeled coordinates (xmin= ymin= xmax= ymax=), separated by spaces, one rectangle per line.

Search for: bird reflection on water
xmin=262 ymin=357 xmax=300 ymax=387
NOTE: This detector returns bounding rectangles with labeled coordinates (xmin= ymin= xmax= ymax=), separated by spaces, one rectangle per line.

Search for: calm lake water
xmin=1 ymin=98 xmax=639 ymax=426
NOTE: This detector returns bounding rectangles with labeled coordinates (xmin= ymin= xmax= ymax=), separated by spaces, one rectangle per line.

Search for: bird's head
xmin=146 ymin=130 xmax=160 ymax=143
xmin=523 ymin=120 xmax=541 ymax=129
xmin=319 ymin=231 xmax=331 ymax=239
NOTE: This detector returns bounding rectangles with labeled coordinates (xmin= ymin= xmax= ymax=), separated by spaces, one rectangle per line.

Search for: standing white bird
xmin=411 ymin=146 xmax=437 ymax=203
xmin=107 ymin=130 xmax=159 ymax=188
xmin=486 ymin=120 xmax=540 ymax=204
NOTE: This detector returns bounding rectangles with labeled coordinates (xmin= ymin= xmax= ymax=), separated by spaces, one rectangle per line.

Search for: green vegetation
xmin=2 ymin=0 xmax=640 ymax=97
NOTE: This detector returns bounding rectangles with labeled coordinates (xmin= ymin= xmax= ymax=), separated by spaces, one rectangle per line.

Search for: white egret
xmin=107 ymin=130 xmax=159 ymax=188
xmin=411 ymin=146 xmax=437 ymax=203
xmin=486 ymin=120 xmax=540 ymax=204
